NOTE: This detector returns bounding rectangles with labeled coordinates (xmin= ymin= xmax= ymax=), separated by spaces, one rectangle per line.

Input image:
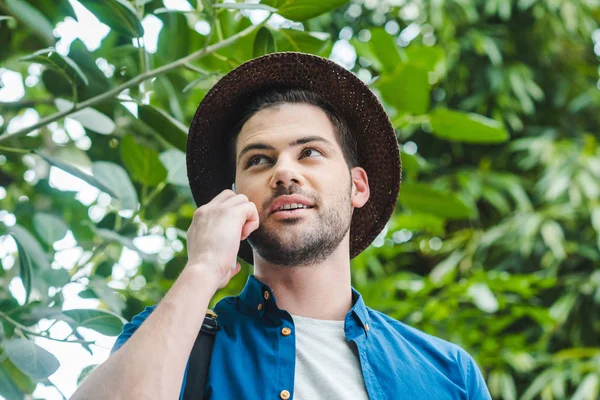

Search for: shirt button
xmin=280 ymin=389 xmax=291 ymax=399
xmin=365 ymin=323 xmax=370 ymax=332
xmin=257 ymin=303 xmax=263 ymax=311
xmin=281 ymin=327 xmax=292 ymax=336
xmin=263 ymin=290 xmax=270 ymax=300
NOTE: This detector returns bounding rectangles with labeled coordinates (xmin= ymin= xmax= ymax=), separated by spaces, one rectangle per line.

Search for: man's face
xmin=234 ymin=103 xmax=359 ymax=266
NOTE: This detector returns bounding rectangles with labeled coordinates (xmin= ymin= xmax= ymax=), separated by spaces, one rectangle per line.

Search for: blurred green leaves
xmin=78 ymin=0 xmax=144 ymax=38
xmin=0 ymin=0 xmax=599 ymax=398
xmin=263 ymin=0 xmax=349 ymax=21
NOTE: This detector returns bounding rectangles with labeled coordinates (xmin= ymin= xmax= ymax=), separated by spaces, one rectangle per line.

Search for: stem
xmin=0 ymin=311 xmax=95 ymax=344
xmin=0 ymin=98 xmax=54 ymax=111
xmin=69 ymin=242 xmax=108 ymax=277
xmin=0 ymin=145 xmax=31 ymax=154
xmin=0 ymin=15 xmax=271 ymax=145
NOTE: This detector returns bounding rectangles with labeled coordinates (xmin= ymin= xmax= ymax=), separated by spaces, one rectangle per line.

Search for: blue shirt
xmin=112 ymin=275 xmax=491 ymax=399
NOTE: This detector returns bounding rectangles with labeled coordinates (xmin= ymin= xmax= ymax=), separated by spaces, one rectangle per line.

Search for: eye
xmin=300 ymin=148 xmax=322 ymax=158
xmin=246 ymin=155 xmax=270 ymax=167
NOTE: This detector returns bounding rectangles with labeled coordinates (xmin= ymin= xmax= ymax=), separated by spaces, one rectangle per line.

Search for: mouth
xmin=269 ymin=196 xmax=316 ymax=215
xmin=270 ymin=205 xmax=315 ymax=218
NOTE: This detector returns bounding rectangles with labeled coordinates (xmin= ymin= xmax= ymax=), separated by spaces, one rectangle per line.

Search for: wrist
xmin=183 ymin=261 xmax=222 ymax=294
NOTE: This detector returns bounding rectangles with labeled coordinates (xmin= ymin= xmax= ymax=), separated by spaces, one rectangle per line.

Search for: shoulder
xmin=367 ymin=308 xmax=490 ymax=399
xmin=369 ymin=308 xmax=463 ymax=354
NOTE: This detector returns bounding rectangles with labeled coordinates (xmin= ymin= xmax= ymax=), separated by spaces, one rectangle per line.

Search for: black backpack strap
xmin=183 ymin=310 xmax=218 ymax=400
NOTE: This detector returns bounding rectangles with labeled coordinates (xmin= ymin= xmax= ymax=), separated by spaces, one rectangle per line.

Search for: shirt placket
xmin=263 ymin=288 xmax=296 ymax=400
xmin=346 ymin=309 xmax=385 ymax=400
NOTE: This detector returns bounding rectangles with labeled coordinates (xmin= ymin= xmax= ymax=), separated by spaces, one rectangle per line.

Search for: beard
xmin=247 ymin=181 xmax=353 ymax=267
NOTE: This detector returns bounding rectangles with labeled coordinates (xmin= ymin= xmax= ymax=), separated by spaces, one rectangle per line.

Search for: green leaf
xmin=55 ymin=99 xmax=115 ymax=135
xmin=0 ymin=358 xmax=36 ymax=398
xmin=369 ymin=28 xmax=402 ymax=73
xmin=467 ymin=283 xmax=499 ymax=313
xmin=549 ymin=293 xmax=577 ymax=325
xmin=430 ymin=250 xmax=463 ymax=283
xmin=61 ymin=309 xmax=124 ymax=336
xmin=5 ymin=339 xmax=60 ymax=380
xmin=93 ymin=261 xmax=114 ymax=278
xmin=78 ymin=0 xmax=144 ymax=38
xmin=8 ymin=225 xmax=50 ymax=270
xmin=405 ymin=45 xmax=446 ymax=78
xmin=10 ymin=233 xmax=33 ymax=304
xmin=273 ymin=29 xmax=332 ymax=56
xmin=138 ymin=105 xmax=188 ymax=152
xmin=214 ymin=3 xmax=277 ymax=11
xmin=540 ymin=220 xmax=566 ymax=260
xmin=376 ymin=65 xmax=430 ymax=115
xmin=21 ymin=48 xmax=88 ymax=87
xmin=182 ymin=74 xmax=221 ymax=93
xmin=92 ymin=161 xmax=139 ymax=211
xmin=572 ymin=374 xmax=599 ymax=400
xmin=0 ymin=363 xmax=23 ymax=400
xmin=42 ymin=267 xmax=70 ymax=288
xmin=36 ymin=151 xmax=119 ymax=199
xmin=155 ymin=12 xmax=191 ymax=64
xmin=32 ymin=213 xmax=69 ymax=245
xmin=428 ymin=108 xmax=509 ymax=143
xmin=77 ymin=364 xmax=98 ymax=386
xmin=5 ymin=0 xmax=55 ymax=45
xmin=164 ymin=256 xmax=186 ymax=280
xmin=159 ymin=149 xmax=188 ymax=186
xmin=120 ymin=136 xmax=168 ymax=186
xmin=400 ymin=182 xmax=475 ymax=219
xmin=591 ymin=207 xmax=600 ymax=250
xmin=264 ymin=0 xmax=349 ymax=21
xmin=390 ymin=212 xmax=446 ymax=235
xmin=253 ymin=27 xmax=277 ymax=58
xmin=87 ymin=279 xmax=125 ymax=313
xmin=94 ymin=228 xmax=157 ymax=264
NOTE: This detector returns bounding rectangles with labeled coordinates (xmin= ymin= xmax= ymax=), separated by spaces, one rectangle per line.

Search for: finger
xmin=233 ymin=262 xmax=241 ymax=275
xmin=209 ymin=189 xmax=237 ymax=205
xmin=241 ymin=220 xmax=260 ymax=241
xmin=221 ymin=193 xmax=250 ymax=207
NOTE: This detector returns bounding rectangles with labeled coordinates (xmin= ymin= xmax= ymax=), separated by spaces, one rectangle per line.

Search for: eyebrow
xmin=237 ymin=135 xmax=334 ymax=161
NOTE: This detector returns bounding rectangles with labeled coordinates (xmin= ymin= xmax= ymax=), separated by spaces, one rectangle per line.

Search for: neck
xmin=253 ymin=241 xmax=353 ymax=321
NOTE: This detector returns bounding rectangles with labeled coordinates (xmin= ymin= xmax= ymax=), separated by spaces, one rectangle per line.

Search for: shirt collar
xmin=239 ymin=275 xmax=275 ymax=317
xmin=239 ymin=275 xmax=371 ymax=334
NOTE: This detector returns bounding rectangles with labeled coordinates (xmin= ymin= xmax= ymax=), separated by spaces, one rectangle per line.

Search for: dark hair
xmin=229 ymin=87 xmax=359 ymax=173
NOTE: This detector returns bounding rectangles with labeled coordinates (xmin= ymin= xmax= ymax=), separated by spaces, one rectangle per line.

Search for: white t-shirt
xmin=291 ymin=314 xmax=370 ymax=400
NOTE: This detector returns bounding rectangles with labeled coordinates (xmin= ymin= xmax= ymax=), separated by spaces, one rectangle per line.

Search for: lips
xmin=269 ymin=195 xmax=315 ymax=215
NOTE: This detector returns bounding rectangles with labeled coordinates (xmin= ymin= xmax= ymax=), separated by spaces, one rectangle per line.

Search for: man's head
xmin=186 ymin=52 xmax=401 ymax=264
xmin=230 ymin=88 xmax=370 ymax=266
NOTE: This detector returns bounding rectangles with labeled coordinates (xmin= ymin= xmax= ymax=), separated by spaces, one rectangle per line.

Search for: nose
xmin=269 ymin=156 xmax=304 ymax=189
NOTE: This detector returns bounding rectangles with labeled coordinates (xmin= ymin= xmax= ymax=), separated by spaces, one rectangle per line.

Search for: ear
xmin=350 ymin=167 xmax=369 ymax=209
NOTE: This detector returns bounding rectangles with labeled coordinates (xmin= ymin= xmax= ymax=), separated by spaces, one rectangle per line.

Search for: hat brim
xmin=187 ymin=52 xmax=401 ymax=265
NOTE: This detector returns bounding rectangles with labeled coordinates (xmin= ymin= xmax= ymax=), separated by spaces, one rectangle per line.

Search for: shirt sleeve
xmin=462 ymin=350 xmax=492 ymax=400
xmin=111 ymin=305 xmax=156 ymax=354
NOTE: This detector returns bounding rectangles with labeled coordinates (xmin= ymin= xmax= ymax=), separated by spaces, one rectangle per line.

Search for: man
xmin=72 ymin=52 xmax=491 ymax=399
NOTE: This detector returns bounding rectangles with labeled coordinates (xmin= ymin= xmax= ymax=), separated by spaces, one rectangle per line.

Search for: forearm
xmin=71 ymin=263 xmax=219 ymax=400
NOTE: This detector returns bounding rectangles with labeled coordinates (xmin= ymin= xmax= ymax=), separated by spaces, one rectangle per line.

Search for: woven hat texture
xmin=187 ymin=52 xmax=401 ymax=265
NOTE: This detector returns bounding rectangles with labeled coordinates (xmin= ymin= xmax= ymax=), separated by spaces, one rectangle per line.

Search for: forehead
xmin=236 ymin=103 xmax=338 ymax=153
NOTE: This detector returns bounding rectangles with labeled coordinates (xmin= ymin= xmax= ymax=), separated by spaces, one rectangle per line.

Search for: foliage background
xmin=1 ymin=0 xmax=600 ymax=398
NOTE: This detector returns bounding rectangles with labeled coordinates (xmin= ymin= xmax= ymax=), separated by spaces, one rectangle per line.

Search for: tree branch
xmin=0 ymin=98 xmax=55 ymax=111
xmin=0 ymin=15 xmax=271 ymax=145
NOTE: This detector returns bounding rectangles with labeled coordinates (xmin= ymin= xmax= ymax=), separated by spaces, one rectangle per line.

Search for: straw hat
xmin=187 ymin=52 xmax=401 ymax=264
